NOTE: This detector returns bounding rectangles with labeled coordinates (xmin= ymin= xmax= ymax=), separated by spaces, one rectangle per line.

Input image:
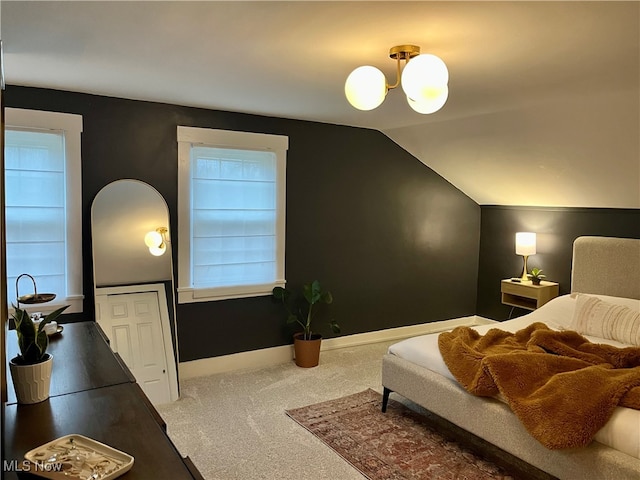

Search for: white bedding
xmin=388 ymin=293 xmax=640 ymax=459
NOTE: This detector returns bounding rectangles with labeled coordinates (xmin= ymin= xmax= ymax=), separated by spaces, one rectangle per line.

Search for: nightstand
xmin=501 ymin=279 xmax=559 ymax=311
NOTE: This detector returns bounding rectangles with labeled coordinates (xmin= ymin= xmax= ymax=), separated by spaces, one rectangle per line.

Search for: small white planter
xmin=9 ymin=354 xmax=53 ymax=404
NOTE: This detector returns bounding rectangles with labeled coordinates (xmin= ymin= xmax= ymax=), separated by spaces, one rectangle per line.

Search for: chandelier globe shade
xmin=407 ymin=85 xmax=449 ymax=114
xmin=401 ymin=54 xmax=449 ymax=104
xmin=344 ymin=66 xmax=387 ymax=111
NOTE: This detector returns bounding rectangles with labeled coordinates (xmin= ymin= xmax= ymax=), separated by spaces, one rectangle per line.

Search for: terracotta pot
xmin=9 ymin=353 xmax=53 ymax=404
xmin=293 ymin=333 xmax=322 ymax=368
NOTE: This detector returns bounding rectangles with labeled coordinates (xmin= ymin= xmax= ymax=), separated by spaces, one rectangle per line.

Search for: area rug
xmin=285 ymin=389 xmax=515 ymax=480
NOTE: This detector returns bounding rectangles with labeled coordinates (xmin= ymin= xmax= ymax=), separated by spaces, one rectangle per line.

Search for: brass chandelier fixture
xmin=345 ymin=44 xmax=449 ymax=114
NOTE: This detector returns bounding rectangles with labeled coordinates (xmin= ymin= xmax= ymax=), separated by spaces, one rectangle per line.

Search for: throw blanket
xmin=438 ymin=322 xmax=640 ymax=449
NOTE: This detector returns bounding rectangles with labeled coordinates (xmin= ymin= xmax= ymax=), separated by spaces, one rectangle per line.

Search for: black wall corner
xmin=477 ymin=206 xmax=640 ymax=320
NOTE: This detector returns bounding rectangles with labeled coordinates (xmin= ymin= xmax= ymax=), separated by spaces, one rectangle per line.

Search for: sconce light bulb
xmin=145 ymin=230 xmax=163 ymax=248
xmin=149 ymin=244 xmax=166 ymax=256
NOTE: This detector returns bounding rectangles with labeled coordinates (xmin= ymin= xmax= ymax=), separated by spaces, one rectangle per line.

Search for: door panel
xmin=113 ymin=324 xmax=134 ymax=368
xmin=102 ymin=291 xmax=171 ymax=405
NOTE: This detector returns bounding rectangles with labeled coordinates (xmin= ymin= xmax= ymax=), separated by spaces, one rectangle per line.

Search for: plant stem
xmin=306 ymin=304 xmax=314 ymax=340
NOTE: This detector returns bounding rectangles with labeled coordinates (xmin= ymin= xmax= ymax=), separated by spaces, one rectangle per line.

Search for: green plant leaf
xmin=322 ymin=291 xmax=333 ymax=304
xmin=34 ymin=329 xmax=49 ymax=360
xmin=12 ymin=304 xmax=69 ymax=364
xmin=13 ymin=307 xmax=35 ymax=360
xmin=303 ymin=280 xmax=323 ymax=305
xmin=272 ymin=286 xmax=288 ymax=301
xmin=38 ymin=305 xmax=70 ymax=331
xmin=329 ymin=320 xmax=341 ymax=334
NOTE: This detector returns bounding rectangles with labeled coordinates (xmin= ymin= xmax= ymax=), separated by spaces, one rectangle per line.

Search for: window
xmin=5 ymin=108 xmax=83 ymax=313
xmin=177 ymin=126 xmax=288 ymax=303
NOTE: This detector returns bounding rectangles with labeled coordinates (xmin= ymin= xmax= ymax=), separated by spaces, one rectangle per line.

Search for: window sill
xmin=9 ymin=296 xmax=84 ymax=315
xmin=177 ymin=282 xmax=285 ymax=304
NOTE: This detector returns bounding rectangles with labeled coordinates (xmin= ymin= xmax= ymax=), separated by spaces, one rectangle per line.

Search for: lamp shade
xmin=344 ymin=66 xmax=387 ymax=111
xmin=401 ymin=54 xmax=449 ymax=103
xmin=406 ymin=85 xmax=449 ymax=114
xmin=515 ymin=232 xmax=536 ymax=256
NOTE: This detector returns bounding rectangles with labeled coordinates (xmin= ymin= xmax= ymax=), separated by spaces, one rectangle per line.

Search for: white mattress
xmin=388 ymin=293 xmax=640 ymax=460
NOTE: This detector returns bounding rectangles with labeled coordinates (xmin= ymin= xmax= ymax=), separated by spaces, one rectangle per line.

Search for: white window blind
xmin=177 ymin=126 xmax=287 ymax=303
xmin=191 ymin=146 xmax=278 ymax=288
xmin=5 ymin=130 xmax=66 ymax=303
xmin=4 ymin=109 xmax=83 ymax=313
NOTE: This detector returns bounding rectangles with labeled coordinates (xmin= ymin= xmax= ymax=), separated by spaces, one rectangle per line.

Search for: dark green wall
xmin=5 ymin=86 xmax=481 ymax=361
xmin=477 ymin=206 xmax=640 ymax=320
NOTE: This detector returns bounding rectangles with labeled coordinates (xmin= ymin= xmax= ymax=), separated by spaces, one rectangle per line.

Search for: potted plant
xmin=9 ymin=304 xmax=68 ymax=404
xmin=272 ymin=280 xmax=340 ymax=367
xmin=527 ymin=268 xmax=546 ymax=286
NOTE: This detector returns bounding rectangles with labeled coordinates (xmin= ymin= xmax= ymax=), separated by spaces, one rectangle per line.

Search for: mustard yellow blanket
xmin=438 ymin=322 xmax=640 ymax=449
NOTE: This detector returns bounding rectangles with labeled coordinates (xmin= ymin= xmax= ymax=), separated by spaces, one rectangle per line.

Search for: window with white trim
xmin=177 ymin=126 xmax=287 ymax=303
xmin=4 ymin=108 xmax=83 ymax=313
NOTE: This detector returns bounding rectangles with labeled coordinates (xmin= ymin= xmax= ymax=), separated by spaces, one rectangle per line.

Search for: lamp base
xmin=520 ymin=255 xmax=529 ymax=282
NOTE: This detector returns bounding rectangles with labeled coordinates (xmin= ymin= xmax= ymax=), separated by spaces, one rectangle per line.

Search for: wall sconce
xmin=345 ymin=44 xmax=449 ymax=114
xmin=144 ymin=227 xmax=168 ymax=256
xmin=515 ymin=232 xmax=536 ymax=282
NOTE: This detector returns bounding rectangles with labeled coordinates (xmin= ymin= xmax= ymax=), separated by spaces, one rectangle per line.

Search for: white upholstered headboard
xmin=571 ymin=236 xmax=640 ymax=300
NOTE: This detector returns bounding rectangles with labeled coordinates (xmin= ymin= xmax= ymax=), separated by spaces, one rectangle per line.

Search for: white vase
xmin=9 ymin=353 xmax=53 ymax=404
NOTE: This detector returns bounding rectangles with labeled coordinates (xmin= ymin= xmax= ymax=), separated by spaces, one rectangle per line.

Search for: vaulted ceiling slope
xmin=2 ymin=1 xmax=638 ymax=208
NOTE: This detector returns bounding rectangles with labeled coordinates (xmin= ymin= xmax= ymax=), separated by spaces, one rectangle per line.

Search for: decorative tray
xmin=24 ymin=434 xmax=134 ymax=479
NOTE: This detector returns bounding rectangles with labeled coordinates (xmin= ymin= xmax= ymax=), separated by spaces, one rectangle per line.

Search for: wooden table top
xmin=5 ymin=321 xmax=134 ymax=404
xmin=3 ymin=383 xmax=195 ymax=479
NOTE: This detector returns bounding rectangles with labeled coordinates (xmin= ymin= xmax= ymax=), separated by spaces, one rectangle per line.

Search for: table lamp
xmin=515 ymin=232 xmax=536 ymax=282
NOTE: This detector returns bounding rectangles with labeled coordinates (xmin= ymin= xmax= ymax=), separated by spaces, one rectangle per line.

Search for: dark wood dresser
xmin=2 ymin=321 xmax=203 ymax=479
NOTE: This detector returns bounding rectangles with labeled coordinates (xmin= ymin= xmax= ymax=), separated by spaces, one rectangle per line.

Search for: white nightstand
xmin=500 ymin=279 xmax=559 ymax=311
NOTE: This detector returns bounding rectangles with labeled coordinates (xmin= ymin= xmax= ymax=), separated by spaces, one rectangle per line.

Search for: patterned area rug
xmin=286 ymin=389 xmax=515 ymax=480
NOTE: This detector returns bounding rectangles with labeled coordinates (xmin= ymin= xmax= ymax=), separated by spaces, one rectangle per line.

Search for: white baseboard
xmin=178 ymin=315 xmax=494 ymax=380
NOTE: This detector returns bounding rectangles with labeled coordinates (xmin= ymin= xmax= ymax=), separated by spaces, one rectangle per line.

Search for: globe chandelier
xmin=345 ymin=45 xmax=449 ymax=114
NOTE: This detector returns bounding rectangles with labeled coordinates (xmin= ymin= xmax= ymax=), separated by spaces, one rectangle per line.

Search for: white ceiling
xmin=2 ymin=1 xmax=639 ymax=207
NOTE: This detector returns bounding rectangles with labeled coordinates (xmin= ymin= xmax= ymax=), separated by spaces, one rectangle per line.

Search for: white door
xmin=100 ymin=291 xmax=172 ymax=405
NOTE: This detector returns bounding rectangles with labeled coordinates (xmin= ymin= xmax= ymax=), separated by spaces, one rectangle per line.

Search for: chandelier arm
xmin=387 ymin=56 xmax=403 ymax=90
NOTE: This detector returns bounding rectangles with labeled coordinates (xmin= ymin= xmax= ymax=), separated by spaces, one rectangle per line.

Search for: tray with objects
xmin=24 ymin=434 xmax=134 ymax=479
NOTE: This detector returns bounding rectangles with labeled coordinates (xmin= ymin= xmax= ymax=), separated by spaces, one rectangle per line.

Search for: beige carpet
xmin=156 ymin=341 xmax=397 ymax=479
xmin=286 ymin=389 xmax=515 ymax=480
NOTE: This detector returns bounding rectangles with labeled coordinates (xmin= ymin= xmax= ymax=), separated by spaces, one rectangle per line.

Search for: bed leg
xmin=382 ymin=387 xmax=392 ymax=413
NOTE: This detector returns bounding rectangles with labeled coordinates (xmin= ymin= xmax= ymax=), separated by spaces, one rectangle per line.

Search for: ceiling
xmin=2 ymin=1 xmax=639 ymax=207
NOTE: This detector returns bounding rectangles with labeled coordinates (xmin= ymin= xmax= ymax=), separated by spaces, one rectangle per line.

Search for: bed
xmin=381 ymin=236 xmax=640 ymax=480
